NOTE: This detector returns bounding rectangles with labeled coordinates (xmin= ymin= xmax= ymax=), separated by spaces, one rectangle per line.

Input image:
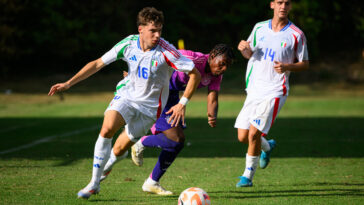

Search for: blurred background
xmin=1 ymin=0 xmax=363 ymax=94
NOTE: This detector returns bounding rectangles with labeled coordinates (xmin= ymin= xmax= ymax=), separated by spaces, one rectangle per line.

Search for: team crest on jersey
xmin=151 ymin=59 xmax=158 ymax=67
xmin=281 ymin=41 xmax=287 ymax=48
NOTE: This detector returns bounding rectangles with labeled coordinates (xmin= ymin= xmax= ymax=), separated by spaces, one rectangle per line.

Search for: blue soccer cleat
xmin=260 ymin=139 xmax=276 ymax=169
xmin=236 ymin=176 xmax=253 ymax=187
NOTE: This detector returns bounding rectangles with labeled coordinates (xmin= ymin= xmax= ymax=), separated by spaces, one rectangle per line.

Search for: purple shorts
xmin=152 ymin=90 xmax=186 ymax=134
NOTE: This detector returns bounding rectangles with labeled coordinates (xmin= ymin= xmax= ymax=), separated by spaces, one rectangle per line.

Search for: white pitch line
xmin=0 ymin=125 xmax=100 ymax=155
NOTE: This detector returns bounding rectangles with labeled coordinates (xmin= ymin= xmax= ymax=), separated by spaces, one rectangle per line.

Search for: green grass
xmin=0 ymin=88 xmax=364 ymax=204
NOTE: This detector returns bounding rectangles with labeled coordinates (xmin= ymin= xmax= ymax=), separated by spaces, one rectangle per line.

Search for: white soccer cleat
xmin=100 ymin=169 xmax=112 ymax=182
xmin=142 ymin=180 xmax=173 ymax=195
xmin=131 ymin=141 xmax=145 ymax=166
xmin=77 ymin=182 xmax=100 ymax=199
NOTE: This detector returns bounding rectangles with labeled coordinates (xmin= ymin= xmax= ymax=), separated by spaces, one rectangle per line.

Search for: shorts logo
xmin=113 ymin=96 xmax=121 ymax=100
xmin=253 ymin=119 xmax=261 ymax=126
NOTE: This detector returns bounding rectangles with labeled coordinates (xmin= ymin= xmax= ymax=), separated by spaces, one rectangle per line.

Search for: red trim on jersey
xmin=156 ymin=88 xmax=163 ymax=119
xmin=290 ymin=25 xmax=303 ymax=35
xmin=292 ymin=33 xmax=298 ymax=54
xmin=162 ymin=52 xmax=179 ymax=70
xmin=271 ymin=98 xmax=280 ymax=127
xmin=290 ymin=25 xmax=306 ymax=46
xmin=261 ymin=97 xmax=281 ymax=136
xmin=282 ymin=75 xmax=287 ymax=96
xmin=159 ymin=40 xmax=180 ymax=58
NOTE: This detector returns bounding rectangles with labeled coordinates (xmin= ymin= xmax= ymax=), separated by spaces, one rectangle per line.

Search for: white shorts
xmin=234 ymin=95 xmax=287 ymax=134
xmin=105 ymin=95 xmax=155 ymax=142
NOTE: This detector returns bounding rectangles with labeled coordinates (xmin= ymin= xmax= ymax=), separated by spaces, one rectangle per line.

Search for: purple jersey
xmin=169 ymin=50 xmax=223 ymax=91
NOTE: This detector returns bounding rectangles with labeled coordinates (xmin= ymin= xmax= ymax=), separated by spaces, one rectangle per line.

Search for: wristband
xmin=179 ymin=96 xmax=189 ymax=106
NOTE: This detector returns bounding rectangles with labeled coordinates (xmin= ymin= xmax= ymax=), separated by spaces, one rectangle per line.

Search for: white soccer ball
xmin=178 ymin=187 xmax=211 ymax=205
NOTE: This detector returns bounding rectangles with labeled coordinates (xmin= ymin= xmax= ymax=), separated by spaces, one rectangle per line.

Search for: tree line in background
xmin=1 ymin=0 xmax=363 ymax=82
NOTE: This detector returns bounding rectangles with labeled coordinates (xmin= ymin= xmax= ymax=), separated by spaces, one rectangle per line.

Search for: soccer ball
xmin=178 ymin=187 xmax=211 ymax=205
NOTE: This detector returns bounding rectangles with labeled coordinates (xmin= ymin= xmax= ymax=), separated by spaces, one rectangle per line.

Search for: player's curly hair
xmin=137 ymin=7 xmax=164 ymax=26
xmin=209 ymin=44 xmax=235 ymax=66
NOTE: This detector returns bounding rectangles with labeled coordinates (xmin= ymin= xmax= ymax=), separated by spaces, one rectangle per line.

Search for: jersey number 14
xmin=264 ymin=48 xmax=276 ymax=62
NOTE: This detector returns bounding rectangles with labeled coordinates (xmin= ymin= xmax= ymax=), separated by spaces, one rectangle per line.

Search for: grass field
xmin=0 ymin=85 xmax=364 ymax=204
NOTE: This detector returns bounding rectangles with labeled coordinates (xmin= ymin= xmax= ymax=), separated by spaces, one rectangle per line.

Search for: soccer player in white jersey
xmin=48 ymin=7 xmax=201 ymax=199
xmin=235 ymin=0 xmax=309 ymax=187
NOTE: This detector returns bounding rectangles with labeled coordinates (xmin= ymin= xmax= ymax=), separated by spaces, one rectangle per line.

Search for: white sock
xmin=91 ymin=135 xmax=112 ymax=184
xmin=242 ymin=153 xmax=259 ymax=180
xmin=261 ymin=137 xmax=270 ymax=152
xmin=103 ymin=149 xmax=128 ymax=172
xmin=146 ymin=176 xmax=158 ymax=185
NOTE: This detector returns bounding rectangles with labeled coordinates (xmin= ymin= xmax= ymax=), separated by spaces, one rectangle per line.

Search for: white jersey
xmin=245 ymin=19 xmax=309 ymax=98
xmin=102 ymin=35 xmax=194 ymax=120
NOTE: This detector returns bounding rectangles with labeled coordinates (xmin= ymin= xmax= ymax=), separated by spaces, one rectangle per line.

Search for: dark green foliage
xmin=1 ymin=0 xmax=363 ymax=79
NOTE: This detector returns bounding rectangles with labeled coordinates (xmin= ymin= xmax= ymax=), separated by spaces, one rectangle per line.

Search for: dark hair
xmin=209 ymin=44 xmax=235 ymax=65
xmin=137 ymin=7 xmax=164 ymax=26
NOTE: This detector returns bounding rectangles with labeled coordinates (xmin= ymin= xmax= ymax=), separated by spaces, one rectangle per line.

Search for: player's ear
xmin=270 ymin=1 xmax=275 ymax=9
xmin=138 ymin=25 xmax=143 ymax=34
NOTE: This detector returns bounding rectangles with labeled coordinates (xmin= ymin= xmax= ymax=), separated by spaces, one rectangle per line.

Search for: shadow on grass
xmin=0 ymin=117 xmax=363 ymax=160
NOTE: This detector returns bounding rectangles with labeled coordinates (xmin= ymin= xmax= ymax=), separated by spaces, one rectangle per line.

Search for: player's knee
xmin=173 ymin=141 xmax=184 ymax=153
xmin=100 ymin=126 xmax=116 ymax=139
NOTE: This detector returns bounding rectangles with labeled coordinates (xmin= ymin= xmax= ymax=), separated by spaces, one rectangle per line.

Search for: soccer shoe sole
xmin=131 ymin=145 xmax=143 ymax=167
xmin=142 ymin=184 xmax=173 ymax=195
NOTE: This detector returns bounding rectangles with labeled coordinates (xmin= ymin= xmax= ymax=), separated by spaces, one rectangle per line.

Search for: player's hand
xmin=237 ymin=40 xmax=251 ymax=52
xmin=274 ymin=61 xmax=287 ymax=74
xmin=208 ymin=116 xmax=217 ymax=128
xmin=48 ymin=82 xmax=70 ymax=96
xmin=166 ymin=103 xmax=186 ymax=127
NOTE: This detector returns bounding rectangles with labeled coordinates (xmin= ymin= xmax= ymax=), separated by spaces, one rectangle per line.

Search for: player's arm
xmin=48 ymin=58 xmax=105 ymax=96
xmin=237 ymin=40 xmax=253 ymax=59
xmin=207 ymin=90 xmax=218 ymax=128
xmin=273 ymin=60 xmax=309 ymax=74
xmin=167 ymin=67 xmax=201 ymax=127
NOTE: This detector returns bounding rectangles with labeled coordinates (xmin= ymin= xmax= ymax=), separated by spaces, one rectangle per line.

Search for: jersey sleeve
xmin=296 ymin=33 xmax=309 ymax=62
xmin=208 ymin=75 xmax=223 ymax=91
xmin=160 ymin=39 xmax=195 ymax=73
xmin=101 ymin=35 xmax=136 ymax=65
xmin=247 ymin=23 xmax=260 ymax=52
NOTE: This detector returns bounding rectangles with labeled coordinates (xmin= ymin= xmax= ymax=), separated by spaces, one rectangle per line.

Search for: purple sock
xmin=151 ymin=147 xmax=183 ymax=182
xmin=142 ymin=133 xmax=184 ymax=182
xmin=141 ymin=133 xmax=181 ymax=152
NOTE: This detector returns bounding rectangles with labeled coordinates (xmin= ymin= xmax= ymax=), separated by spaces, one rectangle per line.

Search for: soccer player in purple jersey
xmin=100 ymin=44 xmax=234 ymax=195
xmin=235 ymin=0 xmax=309 ymax=187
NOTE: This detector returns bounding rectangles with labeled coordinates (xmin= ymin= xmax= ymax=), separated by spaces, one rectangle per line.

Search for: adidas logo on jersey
xmin=129 ymin=55 xmax=137 ymax=61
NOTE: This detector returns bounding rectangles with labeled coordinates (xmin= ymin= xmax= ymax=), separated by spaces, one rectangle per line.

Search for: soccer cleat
xmin=236 ymin=176 xmax=253 ymax=187
xmin=131 ymin=141 xmax=145 ymax=166
xmin=142 ymin=180 xmax=173 ymax=195
xmin=260 ymin=139 xmax=276 ymax=169
xmin=100 ymin=169 xmax=112 ymax=182
xmin=77 ymin=182 xmax=100 ymax=199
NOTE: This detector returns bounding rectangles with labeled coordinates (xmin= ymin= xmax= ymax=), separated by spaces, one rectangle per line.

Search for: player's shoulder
xmin=287 ymin=22 xmax=305 ymax=37
xmin=115 ymin=34 xmax=139 ymax=47
xmin=157 ymin=38 xmax=181 ymax=58
xmin=254 ymin=19 xmax=270 ymax=29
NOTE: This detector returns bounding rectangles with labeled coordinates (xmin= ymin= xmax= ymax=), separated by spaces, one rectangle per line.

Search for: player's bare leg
xmin=77 ymin=110 xmax=125 ymax=199
xmin=238 ymin=128 xmax=275 ymax=169
xmin=236 ymin=126 xmax=261 ymax=187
